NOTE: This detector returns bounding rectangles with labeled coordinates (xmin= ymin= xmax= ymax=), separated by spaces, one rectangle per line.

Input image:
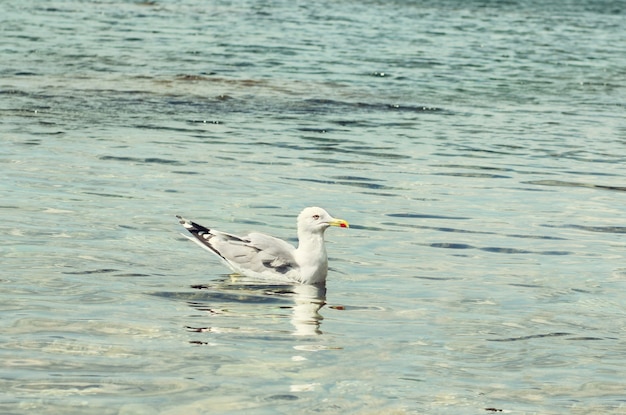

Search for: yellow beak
xmin=329 ymin=218 xmax=349 ymax=228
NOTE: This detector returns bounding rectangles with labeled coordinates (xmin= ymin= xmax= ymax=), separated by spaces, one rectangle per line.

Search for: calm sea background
xmin=2 ymin=0 xmax=626 ymax=414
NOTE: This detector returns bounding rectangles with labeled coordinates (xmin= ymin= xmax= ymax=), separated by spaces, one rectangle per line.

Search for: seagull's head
xmin=297 ymin=207 xmax=349 ymax=235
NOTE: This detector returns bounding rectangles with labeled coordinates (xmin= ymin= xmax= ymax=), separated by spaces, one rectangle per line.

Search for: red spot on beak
xmin=340 ymin=223 xmax=347 ymax=228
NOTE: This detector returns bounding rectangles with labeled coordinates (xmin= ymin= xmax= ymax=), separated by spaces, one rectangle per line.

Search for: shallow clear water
xmin=2 ymin=0 xmax=626 ymax=414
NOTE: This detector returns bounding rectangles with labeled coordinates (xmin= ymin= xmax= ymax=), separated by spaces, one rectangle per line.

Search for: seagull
xmin=176 ymin=207 xmax=349 ymax=284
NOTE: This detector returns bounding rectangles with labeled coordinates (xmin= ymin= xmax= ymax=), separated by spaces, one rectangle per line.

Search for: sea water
xmin=2 ymin=0 xmax=625 ymax=413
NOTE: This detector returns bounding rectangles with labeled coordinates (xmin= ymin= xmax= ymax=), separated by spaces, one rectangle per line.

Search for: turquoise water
xmin=2 ymin=1 xmax=626 ymax=414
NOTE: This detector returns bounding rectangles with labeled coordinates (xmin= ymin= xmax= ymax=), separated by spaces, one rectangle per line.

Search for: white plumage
xmin=177 ymin=207 xmax=349 ymax=285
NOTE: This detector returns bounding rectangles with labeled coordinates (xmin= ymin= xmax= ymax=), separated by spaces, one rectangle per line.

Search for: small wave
xmin=488 ymin=332 xmax=571 ymax=342
xmin=83 ymin=191 xmax=133 ymax=199
xmin=99 ymin=155 xmax=183 ymax=165
xmin=286 ymin=177 xmax=394 ymax=190
xmin=302 ymin=98 xmax=444 ymax=113
xmin=426 ymin=242 xmax=571 ymax=255
xmin=434 ymin=172 xmax=511 ymax=179
xmin=525 ymin=180 xmax=626 ymax=192
xmin=62 ymin=268 xmax=119 ymax=275
xmin=384 ymin=222 xmax=568 ymax=241
xmin=564 ymin=225 xmax=626 ymax=234
xmin=387 ymin=213 xmax=470 ymax=220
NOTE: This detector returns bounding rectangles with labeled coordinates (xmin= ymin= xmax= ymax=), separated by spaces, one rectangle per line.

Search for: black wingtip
xmin=177 ymin=216 xmax=212 ymax=234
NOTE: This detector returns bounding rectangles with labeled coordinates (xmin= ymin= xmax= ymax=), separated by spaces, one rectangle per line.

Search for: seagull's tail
xmin=176 ymin=215 xmax=230 ymax=263
xmin=176 ymin=215 xmax=211 ymax=234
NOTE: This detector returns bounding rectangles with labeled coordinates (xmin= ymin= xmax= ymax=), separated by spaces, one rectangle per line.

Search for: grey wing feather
xmin=210 ymin=231 xmax=298 ymax=276
xmin=177 ymin=215 xmax=299 ymax=278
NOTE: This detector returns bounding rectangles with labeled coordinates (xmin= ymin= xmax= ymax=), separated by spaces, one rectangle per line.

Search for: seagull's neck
xmin=296 ymin=231 xmax=326 ymax=255
xmin=295 ymin=230 xmax=328 ymax=283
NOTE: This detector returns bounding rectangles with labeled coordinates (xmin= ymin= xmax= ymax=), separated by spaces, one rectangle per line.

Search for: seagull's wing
xmin=177 ymin=216 xmax=299 ymax=279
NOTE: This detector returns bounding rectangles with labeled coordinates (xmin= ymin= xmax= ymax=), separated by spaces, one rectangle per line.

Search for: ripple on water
xmin=426 ymin=242 xmax=571 ymax=255
xmin=98 ymin=156 xmax=184 ymax=165
xmin=525 ymin=180 xmax=626 ymax=192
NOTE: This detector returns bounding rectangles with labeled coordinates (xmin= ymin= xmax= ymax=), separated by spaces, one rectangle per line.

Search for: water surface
xmin=2 ymin=0 xmax=626 ymax=414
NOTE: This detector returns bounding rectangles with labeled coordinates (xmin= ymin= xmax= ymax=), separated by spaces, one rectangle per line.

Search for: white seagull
xmin=176 ymin=207 xmax=349 ymax=285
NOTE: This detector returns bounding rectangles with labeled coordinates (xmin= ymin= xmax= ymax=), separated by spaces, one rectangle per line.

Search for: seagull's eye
xmin=312 ymin=214 xmax=320 ymax=220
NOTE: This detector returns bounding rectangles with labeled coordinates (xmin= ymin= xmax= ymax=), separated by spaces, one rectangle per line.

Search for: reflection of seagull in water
xmin=177 ymin=207 xmax=349 ymax=285
xmin=186 ymin=281 xmax=328 ymax=336
xmin=291 ymin=284 xmax=327 ymax=336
